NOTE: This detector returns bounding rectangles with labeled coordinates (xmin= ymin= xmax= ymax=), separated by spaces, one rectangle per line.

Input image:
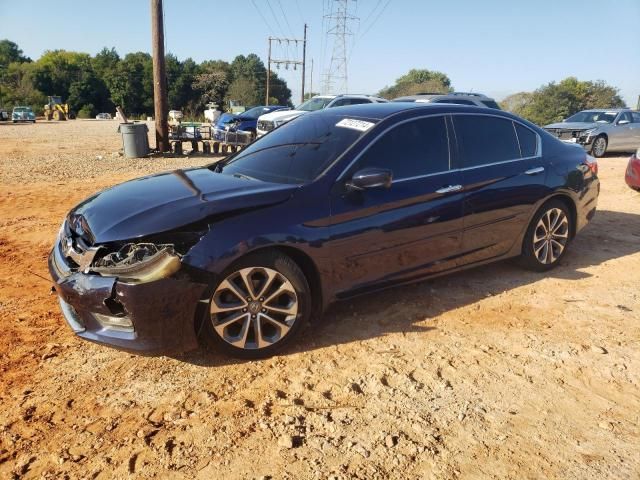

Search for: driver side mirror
xmin=346 ymin=167 xmax=393 ymax=191
xmin=618 ymin=119 xmax=630 ymax=125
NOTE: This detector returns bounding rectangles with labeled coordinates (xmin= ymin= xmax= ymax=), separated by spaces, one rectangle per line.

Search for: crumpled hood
xmin=69 ymin=167 xmax=298 ymax=244
xmin=544 ymin=121 xmax=598 ymax=130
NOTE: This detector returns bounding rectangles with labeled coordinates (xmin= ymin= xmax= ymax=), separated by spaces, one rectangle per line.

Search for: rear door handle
xmin=435 ymin=184 xmax=463 ymax=194
xmin=525 ymin=167 xmax=545 ymax=175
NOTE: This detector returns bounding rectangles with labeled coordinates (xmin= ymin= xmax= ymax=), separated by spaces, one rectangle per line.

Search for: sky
xmin=1 ymin=0 xmax=638 ymax=107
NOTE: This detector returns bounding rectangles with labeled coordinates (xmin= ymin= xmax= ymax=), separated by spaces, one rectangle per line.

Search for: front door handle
xmin=525 ymin=167 xmax=545 ymax=175
xmin=435 ymin=184 xmax=463 ymax=194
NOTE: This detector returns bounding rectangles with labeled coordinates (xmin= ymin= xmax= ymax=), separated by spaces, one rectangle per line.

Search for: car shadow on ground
xmin=176 ymin=209 xmax=640 ymax=367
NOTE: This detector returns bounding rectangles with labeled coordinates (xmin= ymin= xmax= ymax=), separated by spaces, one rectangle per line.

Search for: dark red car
xmin=626 ymin=149 xmax=640 ymax=191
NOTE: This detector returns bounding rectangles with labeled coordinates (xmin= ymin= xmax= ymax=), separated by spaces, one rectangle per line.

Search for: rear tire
xmin=202 ymin=251 xmax=311 ymax=359
xmin=591 ymin=135 xmax=607 ymax=158
xmin=518 ymin=199 xmax=572 ymax=271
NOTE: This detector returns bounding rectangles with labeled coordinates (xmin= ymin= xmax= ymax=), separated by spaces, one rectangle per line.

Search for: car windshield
xmin=14 ymin=107 xmax=30 ymax=112
xmin=565 ymin=111 xmax=618 ymax=123
xmin=215 ymin=112 xmax=377 ymax=184
xmin=295 ymin=97 xmax=334 ymax=112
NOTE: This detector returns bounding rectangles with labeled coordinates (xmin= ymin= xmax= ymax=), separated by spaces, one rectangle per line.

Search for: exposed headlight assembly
xmin=580 ymin=128 xmax=597 ymax=138
xmin=92 ymin=243 xmax=181 ymax=283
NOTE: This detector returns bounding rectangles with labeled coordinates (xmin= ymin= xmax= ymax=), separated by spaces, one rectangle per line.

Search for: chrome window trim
xmin=336 ymin=112 xmax=542 ymax=183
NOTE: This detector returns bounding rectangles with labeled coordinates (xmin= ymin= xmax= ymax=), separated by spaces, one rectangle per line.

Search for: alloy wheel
xmin=210 ymin=267 xmax=299 ymax=350
xmin=592 ymin=137 xmax=607 ymax=157
xmin=533 ymin=208 xmax=569 ymax=264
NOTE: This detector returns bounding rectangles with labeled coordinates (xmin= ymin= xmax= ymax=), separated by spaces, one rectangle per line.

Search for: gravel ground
xmin=0 ymin=120 xmax=639 ymax=479
xmin=0 ymin=120 xmax=217 ymax=184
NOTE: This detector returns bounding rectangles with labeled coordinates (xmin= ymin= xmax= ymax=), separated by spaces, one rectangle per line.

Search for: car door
xmin=608 ymin=112 xmax=632 ymax=150
xmin=328 ymin=115 xmax=464 ymax=295
xmin=452 ymin=113 xmax=548 ymax=264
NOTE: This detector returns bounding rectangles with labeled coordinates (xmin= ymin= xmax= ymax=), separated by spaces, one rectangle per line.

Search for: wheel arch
xmin=192 ymin=244 xmax=325 ymax=340
xmin=544 ymin=193 xmax=577 ymax=239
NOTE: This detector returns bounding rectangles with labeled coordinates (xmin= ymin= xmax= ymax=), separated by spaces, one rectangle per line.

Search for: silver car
xmin=544 ymin=109 xmax=640 ymax=157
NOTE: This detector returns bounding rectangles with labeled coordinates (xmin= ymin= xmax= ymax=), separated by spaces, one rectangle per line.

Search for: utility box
xmin=118 ymin=122 xmax=150 ymax=158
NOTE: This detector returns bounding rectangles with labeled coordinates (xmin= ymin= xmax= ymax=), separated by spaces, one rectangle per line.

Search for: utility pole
xmin=151 ymin=0 xmax=169 ymax=152
xmin=266 ymin=33 xmax=305 ymax=105
xmin=266 ymin=38 xmax=272 ymax=105
xmin=309 ymin=59 xmax=314 ymax=100
xmin=301 ymin=23 xmax=307 ymax=104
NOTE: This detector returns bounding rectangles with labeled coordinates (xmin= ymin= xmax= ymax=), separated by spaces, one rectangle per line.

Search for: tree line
xmin=1 ymin=38 xmax=628 ymax=125
xmin=0 ymin=40 xmax=292 ymax=118
xmin=377 ymin=68 xmax=627 ymax=126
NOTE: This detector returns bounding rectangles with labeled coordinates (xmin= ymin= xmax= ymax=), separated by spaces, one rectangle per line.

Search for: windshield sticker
xmin=336 ymin=118 xmax=375 ymax=132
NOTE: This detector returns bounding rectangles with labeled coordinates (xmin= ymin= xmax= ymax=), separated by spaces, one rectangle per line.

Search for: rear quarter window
xmin=454 ymin=115 xmax=521 ymax=168
xmin=514 ymin=123 xmax=538 ymax=157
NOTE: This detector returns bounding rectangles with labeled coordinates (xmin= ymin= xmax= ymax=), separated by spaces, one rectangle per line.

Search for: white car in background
xmin=256 ymin=94 xmax=388 ymax=137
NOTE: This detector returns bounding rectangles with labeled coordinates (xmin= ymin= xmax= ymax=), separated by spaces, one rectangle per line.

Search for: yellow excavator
xmin=44 ymin=96 xmax=72 ymax=121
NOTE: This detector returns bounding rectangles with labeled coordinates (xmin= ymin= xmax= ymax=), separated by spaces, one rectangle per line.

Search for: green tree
xmin=0 ymin=39 xmax=30 ymax=67
xmin=500 ymin=92 xmax=533 ymax=113
xmin=378 ymin=69 xmax=453 ymax=99
xmin=106 ymin=52 xmax=153 ymax=115
xmin=0 ymin=61 xmax=46 ymax=111
xmin=515 ymin=77 xmax=625 ymax=125
xmin=32 ymin=50 xmax=93 ymax=101
xmin=166 ymin=55 xmax=200 ymax=113
xmin=92 ymin=47 xmax=120 ymax=80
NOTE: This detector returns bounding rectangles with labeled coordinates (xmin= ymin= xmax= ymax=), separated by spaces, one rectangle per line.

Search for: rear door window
xmin=355 ymin=116 xmax=450 ymax=179
xmin=618 ymin=112 xmax=633 ymax=124
xmin=453 ymin=115 xmax=521 ymax=168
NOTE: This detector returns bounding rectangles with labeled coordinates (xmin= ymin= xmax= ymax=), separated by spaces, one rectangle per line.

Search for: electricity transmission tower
xmin=323 ymin=0 xmax=358 ymax=94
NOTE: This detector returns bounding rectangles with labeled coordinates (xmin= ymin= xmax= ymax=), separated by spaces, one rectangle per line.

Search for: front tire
xmin=519 ymin=200 xmax=572 ymax=271
xmin=203 ymin=251 xmax=311 ymax=359
xmin=591 ymin=135 xmax=607 ymax=158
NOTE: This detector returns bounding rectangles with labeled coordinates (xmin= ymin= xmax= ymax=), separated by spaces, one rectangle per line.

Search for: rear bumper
xmin=48 ymin=242 xmax=209 ymax=355
xmin=575 ymin=175 xmax=600 ymax=234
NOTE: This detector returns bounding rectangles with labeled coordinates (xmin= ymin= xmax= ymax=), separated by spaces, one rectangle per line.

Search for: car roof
xmin=315 ymin=102 xmax=515 ymax=121
xmin=394 ymin=93 xmax=495 ymax=101
xmin=581 ymin=108 xmax=631 ymax=112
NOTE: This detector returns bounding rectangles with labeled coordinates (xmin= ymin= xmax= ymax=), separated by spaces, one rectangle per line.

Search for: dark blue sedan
xmin=49 ymin=103 xmax=599 ymax=358
xmin=214 ymin=105 xmax=289 ymax=138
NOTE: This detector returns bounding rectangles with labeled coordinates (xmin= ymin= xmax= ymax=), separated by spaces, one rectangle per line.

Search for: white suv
xmin=256 ymin=94 xmax=388 ymax=137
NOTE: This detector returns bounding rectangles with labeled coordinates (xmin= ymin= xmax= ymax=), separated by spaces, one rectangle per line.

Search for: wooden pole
xmin=151 ymin=0 xmax=169 ymax=152
xmin=266 ymin=37 xmax=272 ymax=105
xmin=301 ymin=24 xmax=307 ymax=104
xmin=309 ymin=59 xmax=313 ymax=100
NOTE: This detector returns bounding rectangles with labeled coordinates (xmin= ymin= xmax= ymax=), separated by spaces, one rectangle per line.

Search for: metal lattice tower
xmin=322 ymin=0 xmax=358 ymax=94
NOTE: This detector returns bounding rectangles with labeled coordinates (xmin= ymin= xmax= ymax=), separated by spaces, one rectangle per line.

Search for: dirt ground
xmin=0 ymin=120 xmax=639 ymax=480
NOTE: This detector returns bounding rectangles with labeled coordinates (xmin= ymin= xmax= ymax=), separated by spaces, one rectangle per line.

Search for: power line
xmin=265 ymin=0 xmax=287 ymax=37
xmin=276 ymin=0 xmax=295 ymax=37
xmin=252 ymin=0 xmax=275 ymax=34
xmin=359 ymin=0 xmax=392 ymax=39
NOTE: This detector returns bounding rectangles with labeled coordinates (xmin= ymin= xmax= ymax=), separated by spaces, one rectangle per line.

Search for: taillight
xmin=584 ymin=155 xmax=598 ymax=175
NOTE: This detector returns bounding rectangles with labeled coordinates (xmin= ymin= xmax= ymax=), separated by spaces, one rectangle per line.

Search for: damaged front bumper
xmin=48 ymin=240 xmax=209 ymax=354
